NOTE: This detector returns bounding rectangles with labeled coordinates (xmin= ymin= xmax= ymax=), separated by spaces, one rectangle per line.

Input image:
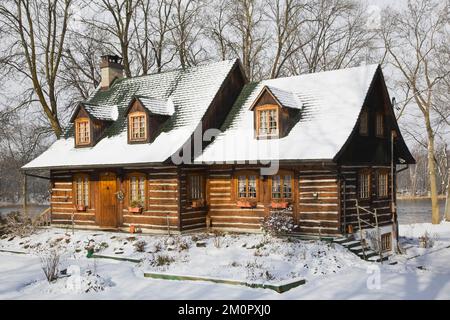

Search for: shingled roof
xmin=23 ymin=59 xmax=239 ymax=169
xmin=196 ymin=64 xmax=381 ymax=163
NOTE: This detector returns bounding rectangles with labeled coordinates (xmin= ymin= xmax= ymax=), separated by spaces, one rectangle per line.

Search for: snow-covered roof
xmin=23 ymin=59 xmax=239 ymax=170
xmin=81 ymin=103 xmax=119 ymax=121
xmin=134 ymin=96 xmax=175 ymax=116
xmin=196 ymin=64 xmax=380 ymax=163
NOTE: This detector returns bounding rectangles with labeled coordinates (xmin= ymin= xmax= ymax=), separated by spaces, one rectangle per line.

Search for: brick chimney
xmin=100 ymin=55 xmax=124 ymax=90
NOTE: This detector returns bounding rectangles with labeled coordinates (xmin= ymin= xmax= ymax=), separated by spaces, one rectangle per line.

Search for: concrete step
xmin=357 ymin=250 xmax=378 ymax=259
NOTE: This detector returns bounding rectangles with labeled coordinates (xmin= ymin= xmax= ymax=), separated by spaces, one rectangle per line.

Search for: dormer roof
xmin=125 ymin=96 xmax=175 ymax=117
xmin=69 ymin=103 xmax=119 ymax=122
xmin=249 ymin=85 xmax=303 ymax=110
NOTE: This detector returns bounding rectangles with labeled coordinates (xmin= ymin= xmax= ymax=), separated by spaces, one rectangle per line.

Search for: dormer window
xmin=250 ymin=86 xmax=302 ymax=140
xmin=256 ymin=106 xmax=279 ymax=138
xmin=129 ymin=112 xmax=147 ymax=142
xmin=75 ymin=118 xmax=90 ymax=146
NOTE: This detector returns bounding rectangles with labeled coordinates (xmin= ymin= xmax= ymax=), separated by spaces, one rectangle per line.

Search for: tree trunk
xmin=445 ymin=168 xmax=450 ymax=221
xmin=425 ymin=115 xmax=440 ymax=224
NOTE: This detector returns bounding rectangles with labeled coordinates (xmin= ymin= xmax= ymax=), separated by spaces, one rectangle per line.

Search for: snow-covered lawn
xmin=1 ymin=222 xmax=450 ymax=299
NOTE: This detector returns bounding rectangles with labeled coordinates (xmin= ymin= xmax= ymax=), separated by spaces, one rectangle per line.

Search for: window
xmin=359 ymin=110 xmax=368 ymax=135
xmin=237 ymin=175 xmax=257 ymax=199
xmin=381 ymin=233 xmax=392 ymax=251
xmin=188 ymin=175 xmax=204 ymax=201
xmin=75 ymin=118 xmax=90 ymax=145
xmin=129 ymin=112 xmax=147 ymax=141
xmin=74 ymin=174 xmax=89 ymax=207
xmin=271 ymin=174 xmax=293 ymax=200
xmin=257 ymin=107 xmax=278 ymax=137
xmin=378 ymin=171 xmax=389 ymax=198
xmin=129 ymin=174 xmax=146 ymax=206
xmin=376 ymin=113 xmax=384 ymax=137
xmin=358 ymin=170 xmax=370 ymax=199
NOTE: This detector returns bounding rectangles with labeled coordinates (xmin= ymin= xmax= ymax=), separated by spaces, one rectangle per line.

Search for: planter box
xmin=271 ymin=201 xmax=289 ymax=209
xmin=128 ymin=206 xmax=143 ymax=214
xmin=76 ymin=205 xmax=86 ymax=212
xmin=191 ymin=199 xmax=205 ymax=208
xmin=236 ymin=200 xmax=257 ymax=208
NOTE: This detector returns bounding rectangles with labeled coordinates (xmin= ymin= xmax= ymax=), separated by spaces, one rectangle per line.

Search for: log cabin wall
xmin=339 ymin=165 xmax=393 ymax=233
xmin=207 ymin=166 xmax=265 ymax=232
xmin=297 ymin=164 xmax=340 ymax=236
xmin=50 ymin=170 xmax=96 ymax=227
xmin=49 ymin=167 xmax=182 ymax=233
xmin=206 ymin=164 xmax=341 ymax=236
xmin=121 ymin=166 xmax=180 ymax=233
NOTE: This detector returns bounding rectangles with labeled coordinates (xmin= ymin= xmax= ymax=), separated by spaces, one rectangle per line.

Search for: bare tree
xmin=265 ymin=0 xmax=307 ymax=78
xmin=170 ymin=0 xmax=206 ymax=68
xmin=83 ymin=0 xmax=136 ymax=77
xmin=381 ymin=0 xmax=449 ymax=224
xmin=148 ymin=0 xmax=177 ymax=73
xmin=287 ymin=0 xmax=375 ymax=75
xmin=205 ymin=0 xmax=232 ymax=61
xmin=0 ymin=0 xmax=73 ymax=138
xmin=228 ymin=0 xmax=267 ymax=80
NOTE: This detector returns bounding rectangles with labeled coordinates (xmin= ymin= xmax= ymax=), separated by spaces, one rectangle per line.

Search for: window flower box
xmin=128 ymin=206 xmax=143 ymax=214
xmin=270 ymin=201 xmax=289 ymax=209
xmin=236 ymin=200 xmax=257 ymax=208
xmin=76 ymin=204 xmax=87 ymax=212
xmin=191 ymin=199 xmax=205 ymax=208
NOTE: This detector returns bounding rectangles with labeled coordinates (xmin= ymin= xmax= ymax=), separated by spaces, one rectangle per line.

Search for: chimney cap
xmin=100 ymin=55 xmax=124 ymax=68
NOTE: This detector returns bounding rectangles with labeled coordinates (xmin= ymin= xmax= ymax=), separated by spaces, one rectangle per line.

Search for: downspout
xmin=337 ymin=166 xmax=347 ymax=236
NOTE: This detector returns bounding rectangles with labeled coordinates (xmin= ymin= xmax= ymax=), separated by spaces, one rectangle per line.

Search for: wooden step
xmin=367 ymin=255 xmax=389 ymax=262
xmin=341 ymin=240 xmax=361 ymax=248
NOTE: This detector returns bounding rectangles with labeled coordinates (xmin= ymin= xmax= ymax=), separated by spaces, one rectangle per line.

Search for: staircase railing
xmin=33 ymin=207 xmax=51 ymax=227
xmin=355 ymin=199 xmax=383 ymax=263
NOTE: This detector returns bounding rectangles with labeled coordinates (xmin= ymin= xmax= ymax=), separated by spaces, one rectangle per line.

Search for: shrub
xmin=40 ymin=249 xmax=61 ymax=282
xmin=213 ymin=230 xmax=224 ymax=248
xmin=418 ymin=231 xmax=435 ymax=248
xmin=133 ymin=240 xmax=146 ymax=252
xmin=154 ymin=254 xmax=174 ymax=266
xmin=1 ymin=211 xmax=36 ymax=237
xmin=262 ymin=210 xmax=296 ymax=236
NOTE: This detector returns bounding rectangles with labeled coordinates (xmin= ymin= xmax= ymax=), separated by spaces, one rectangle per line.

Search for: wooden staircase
xmin=33 ymin=207 xmax=51 ymax=227
xmin=334 ymin=236 xmax=389 ymax=262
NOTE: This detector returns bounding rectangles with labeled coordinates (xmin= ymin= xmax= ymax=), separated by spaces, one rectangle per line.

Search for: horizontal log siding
xmin=297 ymin=166 xmax=340 ymax=236
xmin=122 ymin=167 xmax=180 ymax=232
xmin=208 ymin=168 xmax=264 ymax=231
xmin=340 ymin=165 xmax=393 ymax=233
xmin=50 ymin=172 xmax=96 ymax=226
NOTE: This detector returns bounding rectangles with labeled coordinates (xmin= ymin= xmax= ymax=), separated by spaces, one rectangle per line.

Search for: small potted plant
xmin=270 ymin=200 xmax=289 ymax=209
xmin=76 ymin=204 xmax=86 ymax=212
xmin=236 ymin=200 xmax=257 ymax=208
xmin=128 ymin=199 xmax=143 ymax=214
xmin=191 ymin=199 xmax=205 ymax=208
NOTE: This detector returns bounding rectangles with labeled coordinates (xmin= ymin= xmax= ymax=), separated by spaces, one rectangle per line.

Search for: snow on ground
xmin=1 ymin=222 xmax=450 ymax=299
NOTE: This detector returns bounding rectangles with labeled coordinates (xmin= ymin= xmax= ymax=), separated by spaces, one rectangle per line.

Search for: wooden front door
xmin=98 ymin=172 xmax=118 ymax=227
